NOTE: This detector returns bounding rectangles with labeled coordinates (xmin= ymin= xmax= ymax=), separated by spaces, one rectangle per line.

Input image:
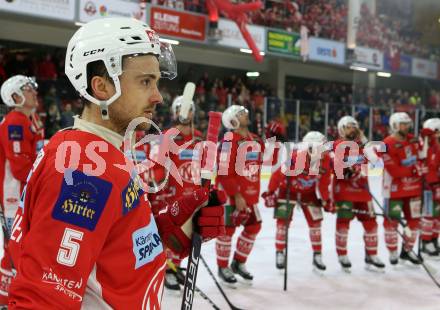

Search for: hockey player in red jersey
xmin=161 ymin=95 xmax=206 ymax=291
xmin=333 ymin=116 xmax=385 ymax=271
xmin=419 ymin=118 xmax=440 ymax=257
xmin=215 ymin=105 xmax=264 ymax=285
xmin=262 ymin=131 xmax=332 ymax=271
xmin=382 ymin=112 xmax=422 ymax=265
xmin=0 ymin=75 xmax=44 ymax=305
xmin=7 ymin=18 xmax=225 ymax=309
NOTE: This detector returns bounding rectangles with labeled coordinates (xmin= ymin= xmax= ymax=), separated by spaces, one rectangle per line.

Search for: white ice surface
xmin=162 ymin=176 xmax=440 ymax=310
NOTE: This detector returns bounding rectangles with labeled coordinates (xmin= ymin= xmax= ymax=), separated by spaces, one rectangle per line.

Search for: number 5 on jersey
xmin=57 ymin=228 xmax=84 ymax=267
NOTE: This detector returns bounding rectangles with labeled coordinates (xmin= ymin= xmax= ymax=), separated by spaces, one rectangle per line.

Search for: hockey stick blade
xmin=200 ymin=255 xmax=245 ymax=310
xmin=179 ymin=82 xmax=196 ymax=123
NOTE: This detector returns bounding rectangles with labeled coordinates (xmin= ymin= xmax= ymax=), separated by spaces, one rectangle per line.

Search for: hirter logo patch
xmin=8 ymin=125 xmax=23 ymax=141
xmin=52 ymin=170 xmax=112 ymax=231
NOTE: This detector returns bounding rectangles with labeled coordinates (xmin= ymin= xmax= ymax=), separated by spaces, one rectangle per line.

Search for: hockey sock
xmin=362 ymin=220 xmax=378 ymax=256
xmin=336 ymin=220 xmax=349 ymax=256
xmin=384 ymin=219 xmax=398 ymax=253
xmin=275 ymin=219 xmax=289 ymax=252
xmin=421 ymin=217 xmax=434 ymax=241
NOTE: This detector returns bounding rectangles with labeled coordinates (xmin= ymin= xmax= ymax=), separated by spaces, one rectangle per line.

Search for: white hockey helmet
xmin=0 ymin=75 xmax=38 ymax=107
xmin=65 ymin=17 xmax=177 ymax=119
xmin=337 ymin=116 xmax=358 ymax=138
xmin=222 ymin=105 xmax=248 ymax=130
xmin=302 ymin=131 xmax=326 ymax=144
xmin=423 ymin=118 xmax=440 ymax=132
xmin=389 ymin=112 xmax=412 ymax=133
xmin=171 ymin=95 xmax=195 ymax=121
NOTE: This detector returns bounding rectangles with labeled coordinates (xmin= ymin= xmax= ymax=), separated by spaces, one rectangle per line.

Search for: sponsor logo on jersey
xmin=122 ymin=175 xmax=144 ymax=215
xmin=52 ymin=170 xmax=112 ymax=231
xmin=246 ymin=151 xmax=259 ymax=161
xmin=8 ymin=125 xmax=23 ymax=141
xmin=41 ymin=267 xmax=83 ymax=302
xmin=36 ymin=140 xmax=44 ymax=153
xmin=178 ymin=149 xmax=199 ymax=160
xmin=132 ymin=215 xmax=163 ymax=269
xmin=297 ymin=178 xmax=318 ymax=189
xmin=345 ymin=155 xmax=365 ymax=165
xmin=135 ymin=150 xmax=147 ymax=161
xmin=401 ymin=155 xmax=416 ymax=167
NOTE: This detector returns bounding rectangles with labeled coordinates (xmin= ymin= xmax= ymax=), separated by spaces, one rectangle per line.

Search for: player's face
xmin=398 ymin=122 xmax=411 ymax=136
xmin=109 ymin=55 xmax=163 ymax=132
xmin=344 ymin=123 xmax=358 ymax=140
xmin=19 ymin=83 xmax=39 ymax=109
xmin=237 ymin=110 xmax=249 ymax=128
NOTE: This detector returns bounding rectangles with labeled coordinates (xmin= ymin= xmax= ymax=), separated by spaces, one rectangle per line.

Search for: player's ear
xmin=90 ymin=76 xmax=115 ymax=101
xmin=12 ymin=93 xmax=23 ymax=105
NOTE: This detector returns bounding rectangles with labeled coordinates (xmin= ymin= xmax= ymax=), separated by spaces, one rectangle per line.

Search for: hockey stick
xmin=368 ymin=189 xmax=440 ymax=289
xmin=181 ymin=111 xmax=223 ymax=310
xmin=200 ymin=255 xmax=245 ymax=310
xmin=168 ymin=261 xmax=221 ymax=310
xmin=0 ymin=204 xmax=15 ymax=271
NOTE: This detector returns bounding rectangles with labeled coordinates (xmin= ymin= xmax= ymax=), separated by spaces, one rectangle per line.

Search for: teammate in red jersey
xmin=0 ymin=75 xmax=44 ymax=306
xmin=332 ymin=116 xmax=385 ymax=271
xmin=382 ymin=112 xmax=423 ymax=265
xmin=215 ymin=105 xmax=264 ymax=285
xmin=160 ymin=95 xmax=206 ymax=291
xmin=262 ymin=131 xmax=332 ymax=271
xmin=419 ymin=118 xmax=440 ymax=257
xmin=7 ymin=18 xmax=225 ymax=309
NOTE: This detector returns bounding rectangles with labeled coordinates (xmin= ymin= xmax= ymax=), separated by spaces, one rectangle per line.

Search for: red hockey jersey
xmin=332 ymin=139 xmax=371 ymax=202
xmin=216 ymin=131 xmax=264 ymax=205
xmin=382 ymin=134 xmax=422 ymax=199
xmin=0 ymin=111 xmax=44 ymax=218
xmin=8 ymin=120 xmax=166 ymax=309
xmin=267 ymin=149 xmax=332 ymax=202
xmin=164 ymin=128 xmax=204 ymax=202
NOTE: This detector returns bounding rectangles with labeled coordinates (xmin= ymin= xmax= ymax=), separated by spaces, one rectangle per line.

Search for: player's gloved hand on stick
xmin=262 ymin=191 xmax=277 ymax=208
xmin=231 ymin=207 xmax=251 ymax=226
xmin=154 ymin=187 xmax=225 ymax=257
xmin=322 ymin=200 xmax=335 ymax=213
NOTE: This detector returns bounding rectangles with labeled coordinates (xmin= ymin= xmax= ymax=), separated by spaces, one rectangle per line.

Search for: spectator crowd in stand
xmin=1 ymin=44 xmax=440 ymax=142
xmin=146 ymin=0 xmax=439 ymax=61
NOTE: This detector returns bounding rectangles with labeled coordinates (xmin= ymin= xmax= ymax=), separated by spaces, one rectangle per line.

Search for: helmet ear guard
xmin=222 ymin=105 xmax=248 ymax=130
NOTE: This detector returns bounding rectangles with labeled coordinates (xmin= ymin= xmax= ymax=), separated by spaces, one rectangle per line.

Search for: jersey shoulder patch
xmin=52 ymin=170 xmax=112 ymax=231
xmin=8 ymin=125 xmax=23 ymax=141
xmin=122 ymin=175 xmax=145 ymax=215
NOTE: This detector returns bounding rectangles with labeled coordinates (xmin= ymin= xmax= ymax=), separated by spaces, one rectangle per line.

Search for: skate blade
xmin=164 ymin=287 xmax=182 ymax=296
xmin=399 ymin=260 xmax=422 ymax=269
xmin=421 ymin=253 xmax=440 ymax=261
xmin=340 ymin=267 xmax=351 ymax=273
xmin=219 ymin=279 xmax=238 ymax=289
xmin=237 ymin=277 xmax=253 ymax=286
xmin=365 ymin=264 xmax=385 ymax=273
xmin=313 ymin=266 xmax=325 ymax=276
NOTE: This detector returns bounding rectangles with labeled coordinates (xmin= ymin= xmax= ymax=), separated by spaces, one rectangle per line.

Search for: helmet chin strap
xmin=100 ymin=102 xmax=110 ymax=120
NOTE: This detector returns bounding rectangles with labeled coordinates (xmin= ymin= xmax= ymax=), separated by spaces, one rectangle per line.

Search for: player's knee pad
xmin=336 ymin=218 xmax=350 ymax=229
xmin=407 ymin=218 xmax=420 ymax=230
xmin=361 ymin=219 xmax=377 ymax=231
xmin=244 ymin=222 xmax=261 ymax=235
xmin=225 ymin=226 xmax=236 ymax=237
